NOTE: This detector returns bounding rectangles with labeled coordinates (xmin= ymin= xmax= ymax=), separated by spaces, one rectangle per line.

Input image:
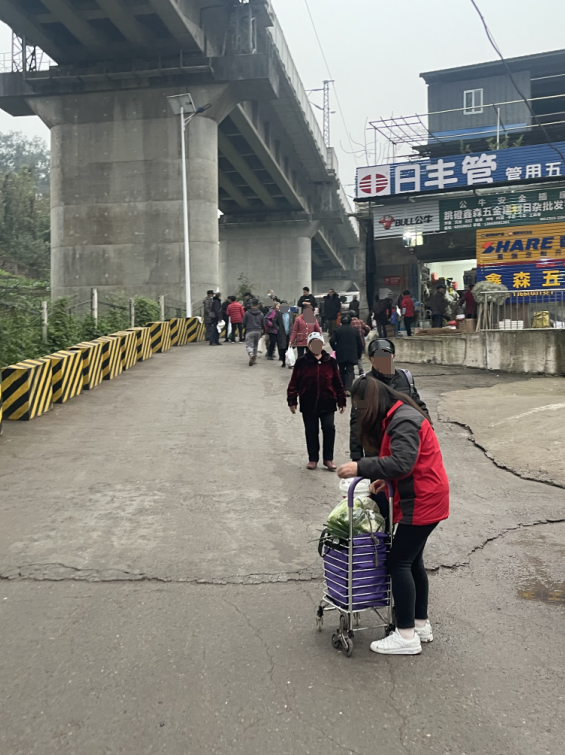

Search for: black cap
xmin=368 ymin=338 xmax=395 ymax=356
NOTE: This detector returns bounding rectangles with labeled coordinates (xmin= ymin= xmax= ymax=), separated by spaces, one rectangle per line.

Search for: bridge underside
xmin=0 ymin=0 xmax=358 ymax=305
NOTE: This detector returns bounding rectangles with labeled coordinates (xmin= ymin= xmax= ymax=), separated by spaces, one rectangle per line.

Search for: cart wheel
xmin=342 ymin=637 xmax=354 ymax=657
xmin=331 ymin=633 xmax=341 ymax=650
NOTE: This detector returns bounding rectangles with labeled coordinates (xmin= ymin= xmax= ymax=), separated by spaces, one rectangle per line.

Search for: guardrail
xmin=476 ymin=289 xmax=565 ymax=331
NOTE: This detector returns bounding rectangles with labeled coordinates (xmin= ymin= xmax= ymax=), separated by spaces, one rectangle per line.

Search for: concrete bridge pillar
xmin=29 ymin=84 xmax=236 ymax=306
xmin=219 ymin=220 xmax=321 ymax=304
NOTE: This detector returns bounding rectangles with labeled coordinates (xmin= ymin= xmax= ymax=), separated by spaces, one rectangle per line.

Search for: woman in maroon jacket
xmin=337 ymin=379 xmax=449 ymax=656
xmin=287 ymin=332 xmax=346 ymax=471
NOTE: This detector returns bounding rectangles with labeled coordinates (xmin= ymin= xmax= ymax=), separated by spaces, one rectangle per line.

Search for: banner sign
xmin=384 ymin=276 xmax=401 ymax=285
xmin=372 ymin=198 xmax=440 ymax=238
xmin=441 ymin=188 xmax=565 ymax=231
xmin=476 ymin=261 xmax=565 ymax=292
xmin=476 ymin=223 xmax=565 ymax=266
xmin=356 ymin=140 xmax=565 ymax=199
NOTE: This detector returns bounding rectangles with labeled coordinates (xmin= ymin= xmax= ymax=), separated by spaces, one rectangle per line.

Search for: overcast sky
xmin=1 ymin=0 xmax=565 ymax=199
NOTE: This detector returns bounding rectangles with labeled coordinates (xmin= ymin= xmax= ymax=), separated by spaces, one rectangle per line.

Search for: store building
xmin=355 ymin=48 xmax=565 ymax=328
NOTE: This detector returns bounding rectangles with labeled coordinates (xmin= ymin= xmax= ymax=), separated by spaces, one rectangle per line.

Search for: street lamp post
xmin=167 ymin=93 xmax=211 ymax=318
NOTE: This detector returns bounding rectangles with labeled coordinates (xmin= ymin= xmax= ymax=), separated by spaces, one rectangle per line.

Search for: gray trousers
xmin=245 ymin=330 xmax=261 ymax=356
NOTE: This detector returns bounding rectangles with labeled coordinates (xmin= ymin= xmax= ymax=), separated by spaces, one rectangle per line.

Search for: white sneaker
xmin=415 ymin=621 xmax=434 ymax=643
xmin=370 ymin=629 xmax=422 ymax=655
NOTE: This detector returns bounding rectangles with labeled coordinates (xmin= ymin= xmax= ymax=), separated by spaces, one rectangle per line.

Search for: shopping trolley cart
xmin=316 ymin=476 xmax=394 ymax=657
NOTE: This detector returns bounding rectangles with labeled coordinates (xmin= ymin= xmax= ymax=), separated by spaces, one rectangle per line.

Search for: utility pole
xmin=322 ymin=80 xmax=334 ymax=149
xmin=307 ymin=80 xmax=334 ymax=149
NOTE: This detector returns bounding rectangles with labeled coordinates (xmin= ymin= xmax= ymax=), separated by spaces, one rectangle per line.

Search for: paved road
xmin=1 ymin=343 xmax=564 ymax=754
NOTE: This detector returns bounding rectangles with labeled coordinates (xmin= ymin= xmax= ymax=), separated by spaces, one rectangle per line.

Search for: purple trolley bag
xmin=316 ymin=476 xmax=395 ymax=658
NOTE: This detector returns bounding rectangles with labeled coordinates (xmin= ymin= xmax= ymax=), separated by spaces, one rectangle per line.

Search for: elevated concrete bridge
xmin=0 ymin=0 xmax=358 ymax=304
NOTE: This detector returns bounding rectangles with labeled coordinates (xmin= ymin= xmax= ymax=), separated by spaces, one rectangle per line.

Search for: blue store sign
xmin=477 ymin=261 xmax=565 ymax=292
xmin=355 ymin=141 xmax=565 ymax=199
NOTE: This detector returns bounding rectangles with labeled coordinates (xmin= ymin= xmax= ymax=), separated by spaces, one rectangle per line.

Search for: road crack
xmin=439 ymin=416 xmax=565 ymax=489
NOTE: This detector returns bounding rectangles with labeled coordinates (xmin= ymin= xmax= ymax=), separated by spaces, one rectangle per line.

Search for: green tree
xmin=0 ymin=132 xmax=50 ymax=193
xmin=0 ymin=166 xmax=50 ymax=274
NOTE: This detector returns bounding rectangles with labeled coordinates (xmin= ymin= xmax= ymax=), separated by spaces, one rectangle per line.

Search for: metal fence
xmin=476 ymin=290 xmax=565 ymax=331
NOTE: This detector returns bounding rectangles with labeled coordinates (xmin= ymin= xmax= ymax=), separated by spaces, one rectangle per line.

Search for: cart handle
xmin=347 ymin=476 xmax=394 ymax=507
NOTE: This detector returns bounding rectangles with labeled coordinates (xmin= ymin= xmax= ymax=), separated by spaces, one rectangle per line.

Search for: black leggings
xmin=388 ymin=522 xmax=438 ymax=629
xmin=302 ymin=411 xmax=335 ymax=462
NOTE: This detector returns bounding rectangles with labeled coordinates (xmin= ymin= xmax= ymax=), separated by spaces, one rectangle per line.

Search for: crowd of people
xmin=201 ymin=284 xmax=449 ymax=656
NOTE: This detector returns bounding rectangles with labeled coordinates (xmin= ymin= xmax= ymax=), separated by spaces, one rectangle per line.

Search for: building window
xmin=463 ymin=88 xmax=483 ymax=115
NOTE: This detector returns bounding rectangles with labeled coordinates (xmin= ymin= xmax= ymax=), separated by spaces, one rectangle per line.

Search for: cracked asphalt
xmin=0 ymin=344 xmax=564 ymax=754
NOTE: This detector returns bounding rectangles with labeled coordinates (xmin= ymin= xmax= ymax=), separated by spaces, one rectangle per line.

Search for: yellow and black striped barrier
xmin=70 ymin=341 xmax=104 ymax=390
xmin=1 ymin=358 xmax=53 ymax=421
xmin=147 ymin=321 xmax=172 ymax=354
xmin=95 ymin=336 xmax=123 ymax=381
xmin=46 ymin=350 xmax=83 ymax=404
xmin=169 ymin=318 xmax=189 ymax=347
xmin=127 ymin=326 xmax=152 ymax=362
xmin=111 ymin=331 xmax=137 ymax=371
xmin=0 ymin=380 xmax=3 ymax=435
xmin=186 ymin=317 xmax=206 ymax=342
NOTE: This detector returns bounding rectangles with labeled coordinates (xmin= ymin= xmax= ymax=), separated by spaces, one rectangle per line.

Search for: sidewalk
xmin=438 ymin=376 xmax=565 ymax=487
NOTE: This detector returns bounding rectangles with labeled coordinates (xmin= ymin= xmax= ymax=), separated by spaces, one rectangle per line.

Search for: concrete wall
xmin=29 ymin=85 xmax=232 ymax=306
xmin=395 ymin=331 xmax=565 ymax=375
xmin=219 ymin=221 xmax=319 ymax=302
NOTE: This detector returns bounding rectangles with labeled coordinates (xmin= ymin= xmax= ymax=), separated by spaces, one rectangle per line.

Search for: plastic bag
xmin=257 ymin=335 xmax=266 ymax=353
xmin=326 ymin=497 xmax=385 ymax=540
xmin=216 ymin=319 xmax=225 ymax=333
xmin=285 ymin=348 xmax=296 ymax=367
xmin=339 ymin=477 xmax=371 ymax=498
xmin=532 ymin=311 xmax=550 ymax=328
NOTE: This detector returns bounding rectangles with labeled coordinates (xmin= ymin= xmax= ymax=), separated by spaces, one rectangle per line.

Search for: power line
xmin=302 ymin=0 xmax=358 ymax=164
xmin=469 ymin=0 xmax=565 ymax=164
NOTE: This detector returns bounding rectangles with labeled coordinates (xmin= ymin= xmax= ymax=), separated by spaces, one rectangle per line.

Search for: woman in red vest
xmin=337 ymin=379 xmax=449 ymax=656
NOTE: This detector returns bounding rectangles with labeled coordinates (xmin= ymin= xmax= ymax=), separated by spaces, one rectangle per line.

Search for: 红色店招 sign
xmin=356 ymin=140 xmax=565 ymax=199
xmin=384 ymin=276 xmax=401 ymax=286
xmin=372 ymin=199 xmax=439 ymax=238
xmin=477 ymin=262 xmax=565 ymax=292
xmin=441 ymin=188 xmax=565 ymax=231
xmin=476 ymin=222 xmax=565 ymax=266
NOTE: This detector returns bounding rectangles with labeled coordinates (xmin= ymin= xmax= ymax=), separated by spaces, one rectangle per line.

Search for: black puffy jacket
xmin=349 ymin=368 xmax=429 ymax=460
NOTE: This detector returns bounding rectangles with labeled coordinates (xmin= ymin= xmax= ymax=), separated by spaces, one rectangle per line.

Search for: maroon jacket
xmin=287 ymin=350 xmax=346 ymax=414
xmin=357 ymin=400 xmax=449 ymax=526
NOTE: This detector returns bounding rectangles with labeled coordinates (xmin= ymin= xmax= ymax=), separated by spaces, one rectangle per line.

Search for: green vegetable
xmin=325 ymin=497 xmax=385 ymax=540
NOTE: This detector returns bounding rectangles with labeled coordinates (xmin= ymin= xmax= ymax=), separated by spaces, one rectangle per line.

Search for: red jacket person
xmin=337 ymin=378 xmax=449 ymax=657
xmin=287 ymin=332 xmax=346 ymax=471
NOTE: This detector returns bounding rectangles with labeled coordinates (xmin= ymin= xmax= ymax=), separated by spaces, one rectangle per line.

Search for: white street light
xmin=167 ymin=93 xmax=211 ymax=317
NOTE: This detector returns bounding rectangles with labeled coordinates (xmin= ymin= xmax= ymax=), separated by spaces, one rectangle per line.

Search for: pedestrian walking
xmin=287 ymin=332 xmax=346 ymax=471
xmin=243 ymin=292 xmax=254 ymax=311
xmin=374 ymin=296 xmax=393 ymax=338
xmin=274 ymin=302 xmax=295 ymax=367
xmin=348 ymin=309 xmax=370 ymax=376
xmin=323 ymin=289 xmax=342 ymax=336
xmin=349 ymin=294 xmax=360 ymax=318
xmin=203 ymin=290 xmax=214 ymax=343
xmin=400 ymin=289 xmax=415 ymax=336
xmin=289 ymin=301 xmax=322 ymax=358
xmin=330 ymin=313 xmax=363 ymax=396
xmin=221 ymin=296 xmax=231 ymax=342
xmin=297 ymin=286 xmax=317 ymax=312
xmin=242 ymin=298 xmax=265 ymax=366
xmin=337 ymin=378 xmax=449 ymax=655
xmin=349 ymin=336 xmax=428 ymax=461
xmin=207 ymin=291 xmax=223 ymax=346
xmin=463 ymin=283 xmax=477 ymax=319
xmin=428 ymin=285 xmax=447 ymax=328
xmin=265 ymin=301 xmax=280 ymax=360
xmin=226 ymin=296 xmax=245 ymax=342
